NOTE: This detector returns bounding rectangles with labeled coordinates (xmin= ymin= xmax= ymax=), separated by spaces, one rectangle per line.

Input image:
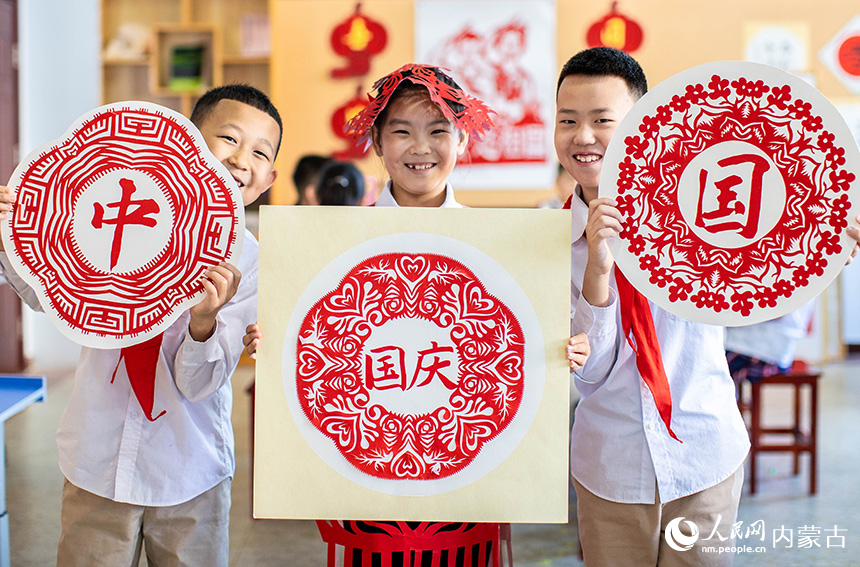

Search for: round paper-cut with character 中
xmin=282 ymin=233 xmax=545 ymax=496
xmin=0 ymin=102 xmax=244 ymax=348
xmin=599 ymin=61 xmax=860 ymax=326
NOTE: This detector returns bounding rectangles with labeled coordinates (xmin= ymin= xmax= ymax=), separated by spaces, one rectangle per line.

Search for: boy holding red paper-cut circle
xmin=557 ymin=47 xmax=749 ymax=566
xmin=558 ymin=46 xmax=860 ymax=567
xmin=0 ymin=84 xmax=280 ymax=567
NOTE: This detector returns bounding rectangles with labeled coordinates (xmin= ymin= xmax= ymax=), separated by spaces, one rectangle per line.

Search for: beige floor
xmin=5 ymin=358 xmax=860 ymax=566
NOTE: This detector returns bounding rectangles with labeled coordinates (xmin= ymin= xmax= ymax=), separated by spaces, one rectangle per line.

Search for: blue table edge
xmin=0 ymin=376 xmax=46 ymax=423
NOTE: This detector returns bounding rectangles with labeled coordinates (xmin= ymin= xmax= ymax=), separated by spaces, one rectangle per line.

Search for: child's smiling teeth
xmin=574 ymin=154 xmax=600 ymax=163
xmin=406 ymin=163 xmax=434 ymax=170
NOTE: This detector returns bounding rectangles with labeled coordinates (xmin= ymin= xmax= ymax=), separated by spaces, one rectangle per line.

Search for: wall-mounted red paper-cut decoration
xmin=330 ymin=86 xmax=370 ymax=159
xmin=838 ymin=35 xmax=860 ymax=76
xmin=330 ymin=1 xmax=388 ymax=79
xmin=586 ymin=1 xmax=643 ymax=53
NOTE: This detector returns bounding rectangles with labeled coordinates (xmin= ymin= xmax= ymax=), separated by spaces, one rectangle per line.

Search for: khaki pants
xmin=57 ymin=478 xmax=230 ymax=567
xmin=574 ymin=467 xmax=744 ymax=567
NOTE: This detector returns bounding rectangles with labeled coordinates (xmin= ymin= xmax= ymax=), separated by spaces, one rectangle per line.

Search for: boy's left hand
xmin=189 ymin=262 xmax=241 ymax=342
xmin=566 ymin=332 xmax=590 ymax=372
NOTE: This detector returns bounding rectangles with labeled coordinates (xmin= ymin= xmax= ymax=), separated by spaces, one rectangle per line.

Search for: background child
xmin=557 ymin=47 xmax=750 ymax=566
xmin=0 ymin=84 xmax=281 ymax=567
xmin=315 ymin=159 xmax=365 ymax=206
xmin=292 ymin=153 xmax=332 ymax=205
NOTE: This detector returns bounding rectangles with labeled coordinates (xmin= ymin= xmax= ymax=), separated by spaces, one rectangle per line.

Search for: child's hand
xmin=846 ymin=214 xmax=860 ymax=264
xmin=566 ymin=332 xmax=590 ymax=372
xmin=0 ymin=185 xmax=13 ymax=220
xmin=581 ymin=197 xmax=623 ymax=307
xmin=189 ymin=262 xmax=241 ymax=342
xmin=0 ymin=186 xmax=14 ymax=252
xmin=585 ymin=197 xmax=622 ymax=275
xmin=243 ymin=323 xmax=261 ymax=359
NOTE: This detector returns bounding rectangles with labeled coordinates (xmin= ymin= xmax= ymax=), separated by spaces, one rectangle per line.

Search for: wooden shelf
xmin=101 ymin=0 xmax=270 ymax=115
xmin=223 ymin=55 xmax=269 ymax=66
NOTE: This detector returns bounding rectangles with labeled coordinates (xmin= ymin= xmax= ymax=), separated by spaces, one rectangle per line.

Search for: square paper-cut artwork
xmin=254 ymin=206 xmax=570 ymax=522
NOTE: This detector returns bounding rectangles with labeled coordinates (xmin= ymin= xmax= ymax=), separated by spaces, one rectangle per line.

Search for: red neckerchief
xmin=564 ymin=195 xmax=680 ymax=442
xmin=111 ymin=332 xmax=167 ymax=421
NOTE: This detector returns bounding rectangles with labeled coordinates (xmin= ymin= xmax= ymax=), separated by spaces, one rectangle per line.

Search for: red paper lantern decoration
xmin=330 ymin=86 xmax=369 ymax=159
xmin=586 ymin=1 xmax=643 ymax=53
xmin=330 ymin=2 xmax=388 ymax=79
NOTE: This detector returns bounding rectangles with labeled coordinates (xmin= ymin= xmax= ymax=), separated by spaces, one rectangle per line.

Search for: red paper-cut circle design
xmin=295 ymin=253 xmax=525 ymax=481
xmin=6 ymin=104 xmax=241 ymax=345
xmin=612 ymin=72 xmax=856 ymax=321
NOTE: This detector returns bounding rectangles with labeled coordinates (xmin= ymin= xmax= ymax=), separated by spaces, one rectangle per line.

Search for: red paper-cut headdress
xmin=344 ymin=63 xmax=495 ymax=148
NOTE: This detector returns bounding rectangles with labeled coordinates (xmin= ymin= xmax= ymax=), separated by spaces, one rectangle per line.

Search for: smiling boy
xmin=0 ymin=84 xmax=281 ymax=567
xmin=557 ymin=48 xmax=749 ymax=566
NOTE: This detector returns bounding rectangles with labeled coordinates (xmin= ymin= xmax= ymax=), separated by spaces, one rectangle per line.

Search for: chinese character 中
xmin=91 ymin=178 xmax=160 ymax=270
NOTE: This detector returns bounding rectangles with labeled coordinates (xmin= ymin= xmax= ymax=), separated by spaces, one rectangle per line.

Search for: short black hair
xmin=190 ymin=84 xmax=283 ymax=157
xmin=557 ymin=47 xmax=647 ymax=100
xmin=292 ymin=154 xmax=332 ymax=204
xmin=315 ymin=160 xmax=365 ymax=206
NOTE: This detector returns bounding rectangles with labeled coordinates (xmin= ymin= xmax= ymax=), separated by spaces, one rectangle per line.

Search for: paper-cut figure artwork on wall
xmin=427 ymin=20 xmax=544 ymax=167
xmin=599 ymin=61 xmax=860 ymax=326
xmin=416 ymin=0 xmax=556 ymax=189
xmin=0 ymin=102 xmax=245 ymax=349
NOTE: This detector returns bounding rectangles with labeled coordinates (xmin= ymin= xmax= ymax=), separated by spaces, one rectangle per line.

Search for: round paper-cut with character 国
xmin=0 ymin=102 xmax=244 ymax=348
xmin=599 ymin=61 xmax=860 ymax=326
xmin=282 ymin=233 xmax=545 ymax=496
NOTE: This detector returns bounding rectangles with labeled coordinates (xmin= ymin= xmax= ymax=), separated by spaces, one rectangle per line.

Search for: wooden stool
xmin=745 ymin=363 xmax=821 ymax=495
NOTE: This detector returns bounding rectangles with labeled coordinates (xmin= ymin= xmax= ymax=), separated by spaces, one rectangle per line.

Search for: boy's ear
xmin=371 ymin=126 xmax=384 ymax=157
xmin=264 ymin=168 xmax=278 ymax=192
xmin=456 ymin=130 xmax=469 ymax=156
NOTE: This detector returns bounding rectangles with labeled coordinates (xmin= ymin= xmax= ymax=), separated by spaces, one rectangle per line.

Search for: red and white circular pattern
xmin=600 ymin=61 xmax=860 ymax=326
xmin=0 ymin=102 xmax=244 ymax=347
xmin=283 ymin=234 xmax=544 ymax=496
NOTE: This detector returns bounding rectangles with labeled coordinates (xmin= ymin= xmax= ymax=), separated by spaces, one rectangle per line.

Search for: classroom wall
xmin=270 ymin=0 xmax=860 ymax=208
xmin=17 ymin=0 xmax=101 ymax=366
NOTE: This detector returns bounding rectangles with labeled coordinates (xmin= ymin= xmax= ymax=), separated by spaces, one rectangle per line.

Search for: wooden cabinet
xmin=101 ymin=0 xmax=269 ymax=116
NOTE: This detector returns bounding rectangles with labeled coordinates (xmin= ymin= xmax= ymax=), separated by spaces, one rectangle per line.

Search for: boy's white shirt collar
xmin=376 ymin=180 xmax=463 ymax=208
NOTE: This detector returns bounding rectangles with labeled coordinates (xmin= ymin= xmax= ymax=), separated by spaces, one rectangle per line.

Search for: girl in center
xmin=335 ymin=63 xmax=501 ymax=567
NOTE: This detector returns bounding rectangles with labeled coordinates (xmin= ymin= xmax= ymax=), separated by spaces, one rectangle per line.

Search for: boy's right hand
xmin=243 ymin=323 xmax=261 ymax=359
xmin=582 ymin=197 xmax=623 ymax=307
